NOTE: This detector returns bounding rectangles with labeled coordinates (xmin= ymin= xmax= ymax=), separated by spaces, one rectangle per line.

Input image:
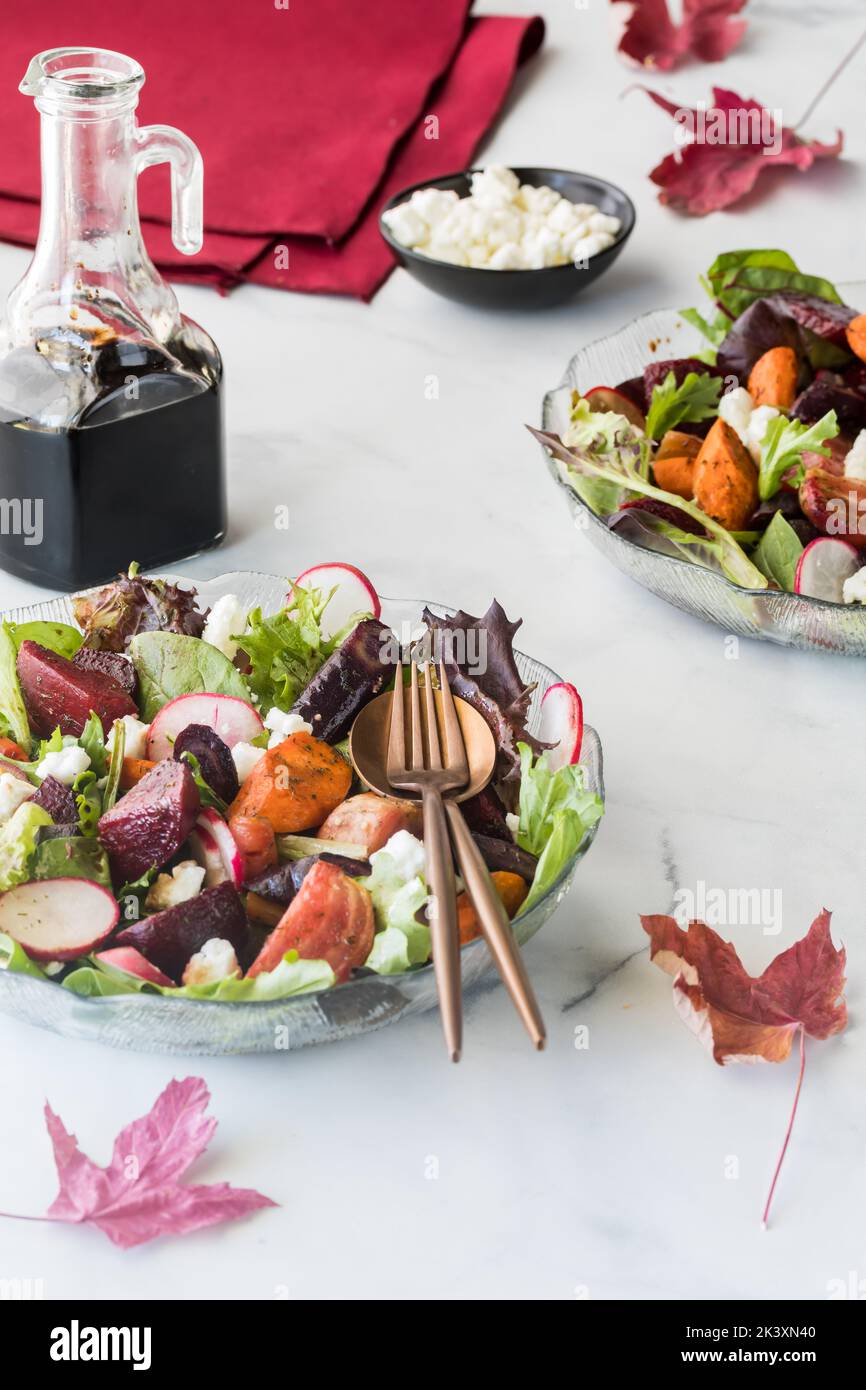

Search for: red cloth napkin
xmin=0 ymin=7 xmax=544 ymax=299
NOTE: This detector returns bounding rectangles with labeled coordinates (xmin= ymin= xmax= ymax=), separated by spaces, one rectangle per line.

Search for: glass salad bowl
xmin=0 ymin=572 xmax=604 ymax=1055
xmin=541 ymin=282 xmax=866 ymax=656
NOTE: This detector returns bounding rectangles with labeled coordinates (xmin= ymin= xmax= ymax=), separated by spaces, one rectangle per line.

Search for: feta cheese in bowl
xmin=382 ymin=164 xmax=621 ymax=271
xmin=379 ymin=165 xmax=635 ymax=309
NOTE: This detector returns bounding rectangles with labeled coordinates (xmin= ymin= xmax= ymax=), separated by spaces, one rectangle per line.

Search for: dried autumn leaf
xmin=612 ymin=0 xmax=748 ymax=71
xmin=641 ymin=909 xmax=847 ymax=1225
xmin=640 ymin=87 xmax=843 ymax=215
xmin=641 ymin=908 xmax=846 ymax=1063
xmin=1 ymin=1076 xmax=275 ymax=1249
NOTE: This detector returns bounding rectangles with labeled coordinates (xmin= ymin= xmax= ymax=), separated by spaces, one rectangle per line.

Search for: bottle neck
xmin=8 ymin=97 xmax=181 ymax=346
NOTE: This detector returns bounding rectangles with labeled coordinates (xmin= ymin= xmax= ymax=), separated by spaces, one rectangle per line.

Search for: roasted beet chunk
xmin=246 ymin=853 xmax=370 ymax=909
xmin=31 ymin=775 xmax=77 ymax=825
xmin=72 ymin=647 xmax=137 ymax=699
xmin=471 ymin=833 xmax=538 ymax=884
xmin=115 ymin=881 xmax=249 ymax=984
xmin=460 ymin=787 xmax=511 ymax=841
xmin=98 ymin=759 xmax=199 ymax=885
xmin=16 ymin=640 xmax=138 ymax=738
xmin=291 ymin=619 xmax=394 ymax=742
xmin=643 ymin=358 xmax=720 ymax=406
xmin=792 ymin=379 xmax=866 ymax=433
xmin=173 ymin=724 xmax=239 ymax=804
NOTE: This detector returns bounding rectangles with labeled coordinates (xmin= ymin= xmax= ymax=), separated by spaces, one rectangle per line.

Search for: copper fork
xmin=435 ymin=670 xmax=546 ymax=1050
xmin=387 ymin=658 xmax=464 ymax=1061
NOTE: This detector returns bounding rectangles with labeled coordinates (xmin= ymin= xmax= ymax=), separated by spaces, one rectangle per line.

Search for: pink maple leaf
xmin=4 ymin=1077 xmax=275 ymax=1249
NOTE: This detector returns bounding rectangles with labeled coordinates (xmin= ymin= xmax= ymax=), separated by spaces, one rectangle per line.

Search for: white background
xmin=1 ymin=0 xmax=865 ymax=1300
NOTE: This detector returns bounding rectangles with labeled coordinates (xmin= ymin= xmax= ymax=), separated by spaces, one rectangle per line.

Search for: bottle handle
xmin=134 ymin=125 xmax=203 ymax=256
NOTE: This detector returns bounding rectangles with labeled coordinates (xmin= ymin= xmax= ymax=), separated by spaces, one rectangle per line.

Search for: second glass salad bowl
xmin=0 ymin=572 xmax=603 ymax=1055
xmin=541 ymin=283 xmax=866 ymax=656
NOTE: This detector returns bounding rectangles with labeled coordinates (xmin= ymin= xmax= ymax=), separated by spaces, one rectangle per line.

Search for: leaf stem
xmin=762 ymin=1024 xmax=806 ymax=1230
xmin=795 ymin=25 xmax=866 ymax=131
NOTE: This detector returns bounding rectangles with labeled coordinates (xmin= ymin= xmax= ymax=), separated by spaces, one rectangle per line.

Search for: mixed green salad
xmin=0 ymin=563 xmax=602 ymax=1005
xmin=539 ymin=250 xmax=866 ymax=606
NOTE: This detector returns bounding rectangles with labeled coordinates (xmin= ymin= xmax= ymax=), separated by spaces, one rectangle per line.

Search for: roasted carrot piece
xmin=747 ymin=347 xmax=799 ymax=408
xmin=227 ymin=731 xmax=352 ymax=834
xmin=229 ymin=813 xmax=278 ymax=879
xmin=653 ymin=454 xmax=696 ymax=500
xmin=656 ymin=430 xmax=702 ymax=463
xmin=693 ymin=418 xmax=759 ymax=531
xmin=119 ymin=756 xmax=156 ymax=789
xmin=0 ymin=735 xmax=28 ymax=761
xmin=845 ymin=314 xmax=866 ymax=365
xmin=457 ymin=872 xmax=530 ymax=945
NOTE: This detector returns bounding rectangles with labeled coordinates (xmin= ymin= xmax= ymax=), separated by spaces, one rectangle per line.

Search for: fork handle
xmin=445 ymin=802 xmax=546 ymax=1050
xmin=421 ymin=786 xmax=463 ymax=1063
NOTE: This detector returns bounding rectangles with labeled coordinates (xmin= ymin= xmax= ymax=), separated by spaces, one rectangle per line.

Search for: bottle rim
xmin=20 ymin=48 xmax=145 ymax=104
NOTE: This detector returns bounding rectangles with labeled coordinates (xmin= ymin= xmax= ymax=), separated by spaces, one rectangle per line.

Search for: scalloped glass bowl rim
xmin=543 ymin=281 xmax=866 ymax=618
xmin=0 ymin=573 xmax=604 ymax=1022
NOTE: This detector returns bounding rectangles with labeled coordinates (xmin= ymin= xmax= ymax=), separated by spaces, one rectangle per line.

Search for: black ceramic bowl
xmin=379 ymin=167 xmax=635 ymax=310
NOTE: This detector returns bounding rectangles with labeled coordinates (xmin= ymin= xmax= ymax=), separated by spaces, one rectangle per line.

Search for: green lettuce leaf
xmin=0 ymin=931 xmax=47 ymax=980
xmin=240 ymin=583 xmax=368 ymax=714
xmin=645 ymin=370 xmax=722 ymax=441
xmin=0 ymin=801 xmax=53 ymax=891
xmin=682 ymin=250 xmax=841 ymax=346
xmin=0 ymin=622 xmax=31 ymax=750
xmin=129 ymin=631 xmax=251 ymax=721
xmin=516 ymin=744 xmax=603 ymax=916
xmin=758 ymin=410 xmax=838 ymax=500
xmin=5 ymin=621 xmax=83 ymax=659
xmin=62 ymin=949 xmax=333 ymax=1001
xmin=32 ymin=836 xmax=112 ymax=888
xmin=102 ymin=718 xmax=125 ymax=813
xmin=73 ymin=770 xmax=102 ymax=837
xmin=78 ymin=712 xmax=108 ymax=779
xmin=750 ymin=512 xmax=804 ymax=592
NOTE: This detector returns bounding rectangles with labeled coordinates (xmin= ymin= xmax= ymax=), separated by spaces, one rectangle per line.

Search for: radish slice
xmin=794 ymin=537 xmax=861 ymax=603
xmin=95 ymin=946 xmax=174 ymax=988
xmin=538 ymin=683 xmax=584 ymax=771
xmin=146 ymin=693 xmax=264 ymax=762
xmin=0 ymin=878 xmax=118 ymax=961
xmin=584 ymin=386 xmax=646 ymax=432
xmin=291 ymin=563 xmax=380 ymax=639
xmin=189 ymin=808 xmax=244 ymax=888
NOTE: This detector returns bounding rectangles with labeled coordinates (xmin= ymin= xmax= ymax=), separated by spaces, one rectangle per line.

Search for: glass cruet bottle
xmin=0 ymin=47 xmax=226 ymax=590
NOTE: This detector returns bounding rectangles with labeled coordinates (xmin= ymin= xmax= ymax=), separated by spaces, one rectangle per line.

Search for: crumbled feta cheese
xmin=36 ymin=745 xmax=90 ymax=786
xmin=145 ymin=859 xmax=206 ymax=911
xmin=0 ymin=771 xmax=35 ymax=823
xmin=202 ymin=593 xmax=246 ymax=661
xmin=370 ymin=829 xmax=426 ymax=882
xmin=744 ymin=404 xmax=781 ymax=464
xmin=381 ymin=165 xmax=620 ymax=271
xmin=182 ymin=937 xmax=241 ymax=987
xmin=718 ymin=387 xmax=754 ymax=444
xmin=107 ymin=715 xmax=150 ymax=761
xmin=844 ymin=429 xmax=866 ymax=482
xmin=264 ymin=707 xmax=313 ymax=748
xmin=382 ymin=201 xmax=429 ymax=248
xmin=843 ymin=566 xmax=866 ymax=604
xmin=232 ymin=740 xmax=267 ymax=783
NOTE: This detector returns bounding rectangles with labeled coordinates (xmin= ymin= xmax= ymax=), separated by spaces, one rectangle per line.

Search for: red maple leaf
xmin=640 ymin=87 xmax=843 ymax=215
xmin=613 ymin=0 xmax=748 ymax=71
xmin=641 ymin=909 xmax=847 ymax=1224
xmin=1 ymin=1077 xmax=275 ymax=1248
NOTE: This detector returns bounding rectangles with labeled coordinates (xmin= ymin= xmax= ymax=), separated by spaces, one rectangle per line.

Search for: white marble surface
xmin=1 ymin=1 xmax=865 ymax=1300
